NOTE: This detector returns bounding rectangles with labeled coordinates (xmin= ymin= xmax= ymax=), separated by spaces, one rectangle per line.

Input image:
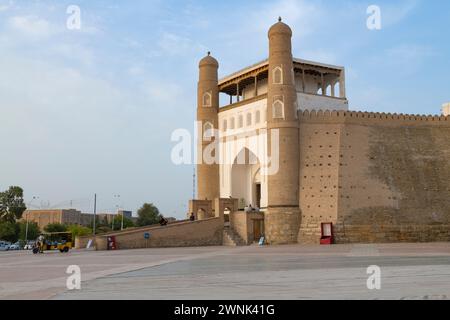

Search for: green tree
xmin=44 ymin=223 xmax=68 ymax=233
xmin=136 ymin=203 xmax=161 ymax=227
xmin=98 ymin=216 xmax=109 ymax=227
xmin=96 ymin=226 xmax=112 ymax=234
xmin=112 ymin=215 xmax=134 ymax=230
xmin=67 ymin=224 xmax=92 ymax=238
xmin=0 ymin=186 xmax=27 ymax=223
xmin=0 ymin=221 xmax=19 ymax=242
xmin=18 ymin=221 xmax=40 ymax=241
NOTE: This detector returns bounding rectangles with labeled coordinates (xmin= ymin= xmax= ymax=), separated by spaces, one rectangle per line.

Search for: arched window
xmin=238 ymin=115 xmax=243 ymax=128
xmin=255 ymin=111 xmax=261 ymax=124
xmin=246 ymin=113 xmax=252 ymax=126
xmin=272 ymin=96 xmax=284 ymax=119
xmin=230 ymin=117 xmax=235 ymax=130
xmin=335 ymin=81 xmax=340 ymax=98
xmin=223 ymin=119 xmax=228 ymax=131
xmin=273 ymin=66 xmax=283 ymax=85
xmin=202 ymin=92 xmax=212 ymax=107
xmin=317 ymin=87 xmax=323 ymax=95
xmin=203 ymin=122 xmax=214 ymax=140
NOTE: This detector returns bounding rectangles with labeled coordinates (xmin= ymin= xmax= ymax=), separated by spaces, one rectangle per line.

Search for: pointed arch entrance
xmin=231 ymin=148 xmax=261 ymax=208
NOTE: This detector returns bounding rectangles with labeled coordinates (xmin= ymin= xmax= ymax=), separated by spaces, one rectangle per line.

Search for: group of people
xmin=186 ymin=204 xmax=260 ymax=222
xmin=244 ymin=204 xmax=261 ymax=213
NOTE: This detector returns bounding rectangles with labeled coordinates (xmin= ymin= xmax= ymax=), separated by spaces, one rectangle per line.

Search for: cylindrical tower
xmin=265 ymin=18 xmax=300 ymax=244
xmin=197 ymin=52 xmax=220 ymax=201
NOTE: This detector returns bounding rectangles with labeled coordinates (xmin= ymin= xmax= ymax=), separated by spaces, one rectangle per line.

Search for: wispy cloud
xmin=377 ymin=43 xmax=438 ymax=75
xmin=7 ymin=15 xmax=55 ymax=39
xmin=386 ymin=44 xmax=436 ymax=63
xmin=156 ymin=32 xmax=206 ymax=57
xmin=249 ymin=0 xmax=321 ymax=39
xmin=0 ymin=0 xmax=13 ymax=12
xmin=382 ymin=0 xmax=421 ymax=27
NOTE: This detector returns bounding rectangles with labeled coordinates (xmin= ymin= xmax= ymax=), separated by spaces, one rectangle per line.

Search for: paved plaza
xmin=1 ymin=243 xmax=450 ymax=300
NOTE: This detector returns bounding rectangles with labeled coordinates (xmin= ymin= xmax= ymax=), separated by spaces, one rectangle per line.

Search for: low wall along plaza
xmin=76 ymin=217 xmax=223 ymax=250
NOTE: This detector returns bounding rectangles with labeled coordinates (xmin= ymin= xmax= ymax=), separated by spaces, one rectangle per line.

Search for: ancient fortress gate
xmin=193 ymin=18 xmax=450 ymax=246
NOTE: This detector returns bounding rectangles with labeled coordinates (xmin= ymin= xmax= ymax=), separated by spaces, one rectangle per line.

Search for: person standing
xmin=37 ymin=234 xmax=45 ymax=253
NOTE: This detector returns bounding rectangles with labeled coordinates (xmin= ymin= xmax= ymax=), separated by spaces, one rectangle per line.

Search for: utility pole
xmin=93 ymin=194 xmax=97 ymax=236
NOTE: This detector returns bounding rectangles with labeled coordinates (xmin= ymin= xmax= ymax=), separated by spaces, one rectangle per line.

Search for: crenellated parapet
xmin=299 ymin=109 xmax=450 ymax=126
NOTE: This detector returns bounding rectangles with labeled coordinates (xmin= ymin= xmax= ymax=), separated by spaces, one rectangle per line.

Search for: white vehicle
xmin=8 ymin=242 xmax=21 ymax=250
xmin=0 ymin=241 xmax=11 ymax=251
xmin=24 ymin=241 xmax=36 ymax=250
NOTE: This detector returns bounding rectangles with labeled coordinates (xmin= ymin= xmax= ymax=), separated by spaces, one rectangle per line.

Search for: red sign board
xmin=107 ymin=236 xmax=117 ymax=250
xmin=320 ymin=223 xmax=334 ymax=245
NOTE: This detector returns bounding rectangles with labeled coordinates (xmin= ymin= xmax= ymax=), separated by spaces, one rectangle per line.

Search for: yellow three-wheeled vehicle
xmin=33 ymin=232 xmax=73 ymax=254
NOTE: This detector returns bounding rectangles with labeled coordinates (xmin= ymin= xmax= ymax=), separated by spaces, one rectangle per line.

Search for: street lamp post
xmin=93 ymin=194 xmax=97 ymax=237
xmin=121 ymin=210 xmax=124 ymax=231
xmin=25 ymin=196 xmax=39 ymax=243
xmin=114 ymin=194 xmax=123 ymax=230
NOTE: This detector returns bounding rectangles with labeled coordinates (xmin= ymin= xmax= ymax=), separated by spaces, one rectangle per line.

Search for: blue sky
xmin=0 ymin=0 xmax=449 ymax=218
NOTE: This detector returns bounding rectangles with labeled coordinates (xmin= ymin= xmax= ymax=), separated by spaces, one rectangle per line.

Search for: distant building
xmin=118 ymin=210 xmax=133 ymax=219
xmin=22 ymin=209 xmax=136 ymax=230
xmin=22 ymin=209 xmax=92 ymax=231
xmin=96 ymin=213 xmax=116 ymax=225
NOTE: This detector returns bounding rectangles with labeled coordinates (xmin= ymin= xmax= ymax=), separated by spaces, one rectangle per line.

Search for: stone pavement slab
xmin=2 ymin=243 xmax=450 ymax=300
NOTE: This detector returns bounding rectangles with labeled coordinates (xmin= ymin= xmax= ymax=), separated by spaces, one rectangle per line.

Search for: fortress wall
xmin=298 ymin=122 xmax=341 ymax=243
xmin=299 ymin=110 xmax=450 ymax=244
xmin=299 ymin=109 xmax=450 ymax=126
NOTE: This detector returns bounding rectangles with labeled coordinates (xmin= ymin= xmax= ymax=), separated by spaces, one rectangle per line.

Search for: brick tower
xmin=265 ymin=18 xmax=300 ymax=244
xmin=197 ymin=52 xmax=220 ymax=201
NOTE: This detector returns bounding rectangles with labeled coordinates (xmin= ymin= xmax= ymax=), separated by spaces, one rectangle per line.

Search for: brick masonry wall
xmin=265 ymin=207 xmax=300 ymax=244
xmin=230 ymin=212 xmax=249 ymax=244
xmin=74 ymin=235 xmax=91 ymax=249
xmin=299 ymin=110 xmax=450 ymax=244
xmin=230 ymin=211 xmax=265 ymax=244
xmin=76 ymin=217 xmax=224 ymax=250
xmin=298 ymin=122 xmax=340 ymax=243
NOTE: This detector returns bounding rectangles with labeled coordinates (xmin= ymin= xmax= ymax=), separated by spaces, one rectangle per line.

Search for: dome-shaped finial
xmin=199 ymin=51 xmax=219 ymax=68
xmin=268 ymin=17 xmax=292 ymax=37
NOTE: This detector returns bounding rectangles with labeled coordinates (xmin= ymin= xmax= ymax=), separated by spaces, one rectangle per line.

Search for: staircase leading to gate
xmin=223 ymin=226 xmax=246 ymax=246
